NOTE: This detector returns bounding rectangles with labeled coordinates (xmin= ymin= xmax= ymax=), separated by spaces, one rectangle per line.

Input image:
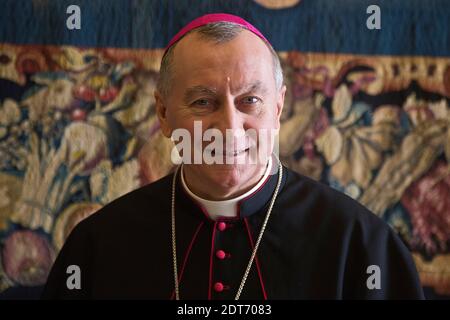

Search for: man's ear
xmin=275 ymin=85 xmax=286 ymax=129
xmin=154 ymin=90 xmax=172 ymax=138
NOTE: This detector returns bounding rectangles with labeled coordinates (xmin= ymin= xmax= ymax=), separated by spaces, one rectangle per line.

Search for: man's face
xmin=156 ymin=29 xmax=286 ymax=194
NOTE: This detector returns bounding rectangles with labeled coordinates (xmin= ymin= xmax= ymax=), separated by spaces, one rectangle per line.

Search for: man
xmin=42 ymin=13 xmax=424 ymax=299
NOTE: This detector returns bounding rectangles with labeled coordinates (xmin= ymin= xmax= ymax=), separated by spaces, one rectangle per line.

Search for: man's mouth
xmin=211 ymin=147 xmax=250 ymax=157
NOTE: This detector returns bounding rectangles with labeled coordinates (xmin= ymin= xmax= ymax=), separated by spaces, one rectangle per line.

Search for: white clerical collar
xmin=180 ymin=157 xmax=273 ymax=220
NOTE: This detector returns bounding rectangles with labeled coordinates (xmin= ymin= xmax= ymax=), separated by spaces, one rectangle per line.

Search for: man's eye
xmin=193 ymin=99 xmax=210 ymax=106
xmin=242 ymin=96 xmax=260 ymax=104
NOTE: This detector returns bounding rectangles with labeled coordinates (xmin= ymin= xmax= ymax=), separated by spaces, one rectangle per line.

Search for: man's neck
xmin=181 ymin=158 xmax=273 ymax=219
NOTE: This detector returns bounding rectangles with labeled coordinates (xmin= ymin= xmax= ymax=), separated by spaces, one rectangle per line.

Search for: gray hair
xmin=157 ymin=22 xmax=283 ymax=99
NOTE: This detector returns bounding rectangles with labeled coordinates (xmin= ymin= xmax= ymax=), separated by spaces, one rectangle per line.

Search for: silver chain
xmin=171 ymin=161 xmax=283 ymax=300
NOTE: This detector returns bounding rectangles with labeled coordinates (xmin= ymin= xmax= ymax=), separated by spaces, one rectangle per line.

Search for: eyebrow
xmin=183 ymin=81 xmax=267 ymax=104
xmin=183 ymin=86 xmax=218 ymax=104
xmin=239 ymin=81 xmax=267 ymax=95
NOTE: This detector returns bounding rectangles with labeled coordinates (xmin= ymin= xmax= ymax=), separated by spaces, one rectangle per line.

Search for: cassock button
xmin=217 ymin=222 xmax=227 ymax=231
xmin=214 ymin=282 xmax=224 ymax=292
xmin=216 ymin=250 xmax=226 ymax=260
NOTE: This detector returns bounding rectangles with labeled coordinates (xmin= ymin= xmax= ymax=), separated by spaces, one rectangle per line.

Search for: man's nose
xmin=215 ymin=100 xmax=248 ymax=152
xmin=215 ymin=98 xmax=244 ymax=133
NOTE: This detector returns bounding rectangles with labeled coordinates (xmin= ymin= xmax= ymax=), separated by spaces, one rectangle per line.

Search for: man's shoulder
xmin=74 ymin=173 xmax=174 ymax=233
xmin=281 ymin=166 xmax=388 ymax=233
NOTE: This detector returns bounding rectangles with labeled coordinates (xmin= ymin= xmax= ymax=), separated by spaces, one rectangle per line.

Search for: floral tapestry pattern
xmin=0 ymin=44 xmax=449 ymax=297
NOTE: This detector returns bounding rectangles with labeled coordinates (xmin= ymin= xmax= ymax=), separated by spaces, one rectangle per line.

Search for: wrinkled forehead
xmin=171 ymin=30 xmax=275 ymax=88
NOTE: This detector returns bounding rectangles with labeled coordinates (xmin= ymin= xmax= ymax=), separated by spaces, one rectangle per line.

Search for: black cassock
xmin=42 ymin=165 xmax=424 ymax=299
